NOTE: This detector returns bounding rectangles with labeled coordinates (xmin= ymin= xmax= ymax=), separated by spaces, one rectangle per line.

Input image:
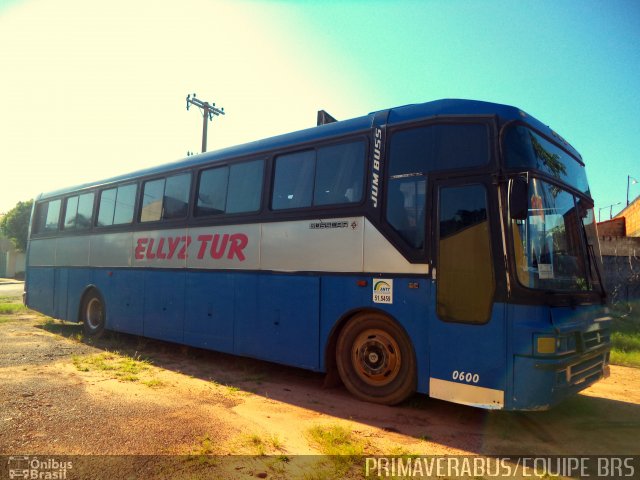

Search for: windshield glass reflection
xmin=511 ymin=178 xmax=595 ymax=292
xmin=504 ymin=126 xmax=590 ymax=195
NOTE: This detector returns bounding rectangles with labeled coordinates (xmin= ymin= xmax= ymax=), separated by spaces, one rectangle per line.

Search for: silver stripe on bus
xmin=28 ymin=217 xmax=429 ymax=274
xmin=261 ymin=219 xmax=363 ymax=272
xmin=28 ymin=238 xmax=56 ymax=266
xmin=54 ymin=236 xmax=90 ymax=267
xmin=91 ymin=232 xmax=133 ymax=267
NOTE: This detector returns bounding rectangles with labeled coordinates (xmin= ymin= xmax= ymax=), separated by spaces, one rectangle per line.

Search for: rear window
xmin=33 ymin=199 xmax=61 ymax=234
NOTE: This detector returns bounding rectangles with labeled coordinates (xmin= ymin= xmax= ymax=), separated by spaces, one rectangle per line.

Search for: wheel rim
xmin=85 ymin=297 xmax=103 ymax=330
xmin=351 ymin=328 xmax=401 ymax=387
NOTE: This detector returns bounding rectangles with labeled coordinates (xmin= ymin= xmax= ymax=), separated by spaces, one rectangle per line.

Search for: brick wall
xmin=597 ymin=217 xmax=625 ymax=237
xmin=615 ymin=196 xmax=640 ymax=237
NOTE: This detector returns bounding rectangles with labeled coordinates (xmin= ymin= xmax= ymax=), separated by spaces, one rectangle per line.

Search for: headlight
xmin=535 ymin=333 xmax=577 ymax=355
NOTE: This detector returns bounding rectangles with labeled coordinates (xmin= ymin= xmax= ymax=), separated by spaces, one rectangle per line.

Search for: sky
xmin=1 ymin=0 xmax=639 ymax=221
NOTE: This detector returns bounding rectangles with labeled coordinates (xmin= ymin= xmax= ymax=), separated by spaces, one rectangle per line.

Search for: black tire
xmin=81 ymin=289 xmax=106 ymax=338
xmin=336 ymin=312 xmax=416 ymax=405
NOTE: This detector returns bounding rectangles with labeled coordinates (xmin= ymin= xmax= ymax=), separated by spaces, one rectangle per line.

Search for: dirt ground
xmin=1 ymin=311 xmax=639 ymax=478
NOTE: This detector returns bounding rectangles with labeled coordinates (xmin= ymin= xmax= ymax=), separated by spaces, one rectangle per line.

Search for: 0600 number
xmin=452 ymin=370 xmax=479 ymax=384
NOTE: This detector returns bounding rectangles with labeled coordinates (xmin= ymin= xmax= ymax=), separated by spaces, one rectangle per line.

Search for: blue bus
xmin=24 ymin=99 xmax=610 ymax=410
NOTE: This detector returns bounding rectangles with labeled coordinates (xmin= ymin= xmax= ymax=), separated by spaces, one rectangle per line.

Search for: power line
xmin=186 ymin=93 xmax=225 ymax=153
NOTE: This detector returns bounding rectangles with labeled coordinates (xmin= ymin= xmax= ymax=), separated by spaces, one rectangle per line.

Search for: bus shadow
xmin=37 ymin=321 xmax=640 ymax=456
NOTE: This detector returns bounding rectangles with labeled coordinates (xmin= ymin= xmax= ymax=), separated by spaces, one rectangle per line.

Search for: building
xmin=597 ymin=195 xmax=640 ymax=304
xmin=613 ymin=194 xmax=640 ymax=237
xmin=0 ymin=215 xmax=26 ymax=279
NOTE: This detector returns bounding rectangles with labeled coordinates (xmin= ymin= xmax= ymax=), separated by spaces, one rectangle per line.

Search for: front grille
xmin=567 ymin=354 xmax=606 ymax=386
xmin=582 ymin=328 xmax=610 ymax=350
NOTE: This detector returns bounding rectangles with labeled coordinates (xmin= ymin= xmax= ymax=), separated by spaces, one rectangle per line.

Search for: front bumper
xmin=511 ymin=344 xmax=610 ymax=410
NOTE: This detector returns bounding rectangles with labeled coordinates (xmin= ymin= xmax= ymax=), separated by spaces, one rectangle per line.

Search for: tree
xmin=0 ymin=200 xmax=33 ymax=252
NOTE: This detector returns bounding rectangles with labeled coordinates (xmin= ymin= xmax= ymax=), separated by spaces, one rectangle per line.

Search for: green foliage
xmin=0 ymin=295 xmax=27 ymax=322
xmin=610 ymin=305 xmax=640 ymax=368
xmin=307 ymin=424 xmax=365 ymax=456
xmin=0 ymin=302 xmax=27 ymax=314
xmin=0 ymin=199 xmax=33 ymax=252
xmin=306 ymin=424 xmax=366 ymax=478
xmin=71 ymin=352 xmax=153 ymax=381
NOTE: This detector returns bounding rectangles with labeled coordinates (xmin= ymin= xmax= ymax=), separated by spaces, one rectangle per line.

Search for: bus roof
xmin=37 ymin=98 xmax=579 ymax=201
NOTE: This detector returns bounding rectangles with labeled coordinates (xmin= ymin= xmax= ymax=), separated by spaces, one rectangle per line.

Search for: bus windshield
xmin=511 ymin=177 xmax=601 ymax=292
xmin=504 ymin=125 xmax=590 ymax=195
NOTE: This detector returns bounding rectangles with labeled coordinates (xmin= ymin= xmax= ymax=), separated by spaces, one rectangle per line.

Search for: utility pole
xmin=186 ymin=93 xmax=225 ymax=153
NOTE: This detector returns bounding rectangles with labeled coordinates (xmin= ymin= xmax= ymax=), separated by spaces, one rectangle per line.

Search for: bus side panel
xmin=26 ymin=267 xmax=55 ymax=317
xmin=184 ymin=271 xmax=234 ymax=354
xmin=54 ymin=236 xmax=90 ymax=321
xmin=319 ymin=276 xmax=431 ymax=393
xmin=428 ymin=302 xmax=507 ymax=409
xmin=67 ymin=268 xmax=94 ymax=323
xmin=53 ymin=268 xmax=68 ymax=320
xmin=28 ymin=238 xmax=56 ymax=268
xmin=26 ymin=238 xmax=56 ymax=316
xmin=318 ymin=274 xmax=371 ymax=366
xmin=370 ymin=277 xmax=432 ymax=394
xmin=233 ymin=274 xmax=259 ymax=356
xmin=143 ymin=270 xmax=185 ymax=343
xmin=95 ymin=269 xmax=144 ymax=335
xmin=234 ymin=274 xmax=320 ymax=370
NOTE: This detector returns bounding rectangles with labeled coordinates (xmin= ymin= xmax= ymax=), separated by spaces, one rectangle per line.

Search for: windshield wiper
xmin=579 ymin=218 xmax=607 ymax=303
xmin=587 ymin=243 xmax=607 ymax=303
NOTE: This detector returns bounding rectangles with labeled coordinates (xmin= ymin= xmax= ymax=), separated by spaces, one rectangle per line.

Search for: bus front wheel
xmin=82 ymin=290 xmax=106 ymax=338
xmin=336 ymin=312 xmax=416 ymax=405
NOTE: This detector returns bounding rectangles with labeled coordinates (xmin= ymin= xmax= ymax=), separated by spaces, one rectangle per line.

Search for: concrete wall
xmin=6 ymin=251 xmax=26 ymax=278
xmin=599 ymin=236 xmax=640 ymax=303
xmin=0 ymin=237 xmax=25 ymax=278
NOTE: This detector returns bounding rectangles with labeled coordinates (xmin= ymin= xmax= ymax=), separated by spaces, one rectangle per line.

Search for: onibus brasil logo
xmin=7 ymin=456 xmax=73 ymax=479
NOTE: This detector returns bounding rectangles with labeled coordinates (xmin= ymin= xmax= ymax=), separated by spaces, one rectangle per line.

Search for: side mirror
xmin=576 ymin=198 xmax=594 ymax=219
xmin=509 ymin=176 xmax=528 ymax=220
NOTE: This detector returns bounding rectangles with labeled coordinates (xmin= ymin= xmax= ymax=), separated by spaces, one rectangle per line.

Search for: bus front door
xmin=427 ymin=180 xmax=507 ymax=409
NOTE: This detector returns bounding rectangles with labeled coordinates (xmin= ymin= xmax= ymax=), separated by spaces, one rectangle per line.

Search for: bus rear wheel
xmin=82 ymin=290 xmax=106 ymax=338
xmin=336 ymin=312 xmax=416 ymax=405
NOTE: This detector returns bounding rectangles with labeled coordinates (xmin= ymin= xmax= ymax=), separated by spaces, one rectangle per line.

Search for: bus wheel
xmin=82 ymin=290 xmax=105 ymax=338
xmin=336 ymin=312 xmax=416 ymax=405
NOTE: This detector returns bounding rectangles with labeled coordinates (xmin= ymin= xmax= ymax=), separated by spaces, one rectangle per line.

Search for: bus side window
xmin=314 ymin=141 xmax=365 ymax=206
xmin=63 ymin=193 xmax=94 ymax=230
xmin=272 ymin=141 xmax=364 ymax=211
xmin=272 ymin=150 xmax=315 ymax=210
xmin=197 ymin=166 xmax=229 ymax=216
xmin=141 ymin=179 xmax=165 ymax=222
xmin=33 ymin=199 xmax=62 ymax=234
xmin=385 ymin=123 xmax=489 ymax=251
xmin=386 ymin=127 xmax=429 ymax=249
xmin=196 ymin=159 xmax=264 ymax=216
xmin=226 ymin=159 xmax=264 ymax=213
xmin=140 ymin=173 xmax=190 ymax=222
xmin=386 ymin=178 xmax=426 ymax=249
xmin=113 ymin=184 xmax=137 ymax=224
xmin=63 ymin=196 xmax=79 ymax=229
xmin=98 ymin=184 xmax=137 ymax=226
xmin=163 ymin=173 xmax=190 ymax=219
